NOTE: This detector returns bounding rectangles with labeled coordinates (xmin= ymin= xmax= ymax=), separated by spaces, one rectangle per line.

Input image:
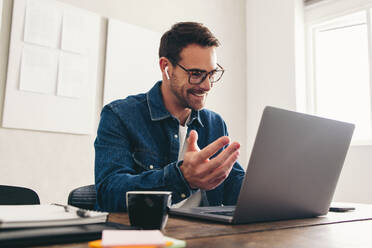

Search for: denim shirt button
xmin=174 ymin=134 xmax=178 ymax=139
xmin=181 ymin=193 xmax=186 ymax=198
xmin=149 ymin=165 xmax=154 ymax=169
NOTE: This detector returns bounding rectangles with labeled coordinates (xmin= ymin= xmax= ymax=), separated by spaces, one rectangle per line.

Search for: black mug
xmin=126 ymin=191 xmax=172 ymax=230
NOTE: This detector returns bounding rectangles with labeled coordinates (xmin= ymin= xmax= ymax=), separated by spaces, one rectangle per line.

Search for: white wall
xmin=335 ymin=146 xmax=372 ymax=203
xmin=245 ymin=0 xmax=302 ymax=154
xmin=0 ymin=0 xmax=247 ymax=203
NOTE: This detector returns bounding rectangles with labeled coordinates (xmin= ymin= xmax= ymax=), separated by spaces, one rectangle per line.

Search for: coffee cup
xmin=126 ymin=191 xmax=172 ymax=230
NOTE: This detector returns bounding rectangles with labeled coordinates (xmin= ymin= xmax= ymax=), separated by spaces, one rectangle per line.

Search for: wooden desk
xmin=38 ymin=203 xmax=372 ymax=248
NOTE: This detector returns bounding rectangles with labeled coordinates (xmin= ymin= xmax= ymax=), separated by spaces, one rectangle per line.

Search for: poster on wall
xmin=104 ymin=19 xmax=161 ymax=105
xmin=2 ymin=0 xmax=101 ymax=134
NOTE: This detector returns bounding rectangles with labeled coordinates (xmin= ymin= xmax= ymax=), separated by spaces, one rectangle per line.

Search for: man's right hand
xmin=179 ymin=130 xmax=240 ymax=190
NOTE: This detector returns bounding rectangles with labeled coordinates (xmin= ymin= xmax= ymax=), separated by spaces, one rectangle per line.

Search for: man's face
xmin=169 ymin=44 xmax=217 ymax=111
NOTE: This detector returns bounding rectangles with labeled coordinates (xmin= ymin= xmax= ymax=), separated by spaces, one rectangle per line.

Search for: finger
xmin=186 ymin=130 xmax=200 ymax=152
xmin=195 ymin=136 xmax=230 ymax=163
xmin=206 ymin=149 xmax=240 ymax=185
xmin=194 ymin=142 xmax=240 ymax=179
xmin=205 ymin=142 xmax=240 ymax=171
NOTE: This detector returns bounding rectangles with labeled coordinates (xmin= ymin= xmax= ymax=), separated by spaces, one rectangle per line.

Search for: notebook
xmin=170 ymin=106 xmax=355 ymax=224
xmin=0 ymin=204 xmax=108 ymax=229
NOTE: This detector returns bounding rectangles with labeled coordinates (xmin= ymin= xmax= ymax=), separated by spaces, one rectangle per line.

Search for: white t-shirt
xmin=172 ymin=116 xmax=202 ymax=208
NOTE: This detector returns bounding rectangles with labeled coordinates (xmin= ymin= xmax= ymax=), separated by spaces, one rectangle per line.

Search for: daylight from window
xmin=311 ymin=11 xmax=372 ymax=142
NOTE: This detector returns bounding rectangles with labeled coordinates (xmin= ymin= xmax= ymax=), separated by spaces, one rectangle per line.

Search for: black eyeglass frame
xmin=175 ymin=63 xmax=225 ymax=85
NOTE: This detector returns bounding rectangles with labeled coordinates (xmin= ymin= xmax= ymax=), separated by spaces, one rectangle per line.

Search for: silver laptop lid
xmin=233 ymin=106 xmax=355 ymax=223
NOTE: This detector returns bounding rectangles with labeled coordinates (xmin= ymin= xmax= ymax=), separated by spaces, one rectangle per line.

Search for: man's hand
xmin=179 ymin=130 xmax=240 ymax=190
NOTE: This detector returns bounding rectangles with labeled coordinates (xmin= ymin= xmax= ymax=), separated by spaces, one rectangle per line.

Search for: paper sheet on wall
xmin=57 ymin=52 xmax=88 ymax=98
xmin=61 ymin=9 xmax=99 ymax=54
xmin=19 ymin=45 xmax=58 ymax=94
xmin=23 ymin=0 xmax=62 ymax=48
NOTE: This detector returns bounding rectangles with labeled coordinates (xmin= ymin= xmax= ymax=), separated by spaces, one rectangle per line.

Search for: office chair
xmin=68 ymin=184 xmax=96 ymax=210
xmin=0 ymin=185 xmax=40 ymax=205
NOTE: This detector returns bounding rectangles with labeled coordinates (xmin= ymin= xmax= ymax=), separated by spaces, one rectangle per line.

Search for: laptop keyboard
xmin=206 ymin=211 xmax=234 ymax=216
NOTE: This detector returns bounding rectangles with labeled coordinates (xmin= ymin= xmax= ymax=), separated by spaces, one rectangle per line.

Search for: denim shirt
xmin=94 ymin=81 xmax=245 ymax=212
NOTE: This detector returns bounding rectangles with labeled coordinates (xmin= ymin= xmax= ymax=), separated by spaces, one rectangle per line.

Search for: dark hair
xmin=159 ymin=22 xmax=220 ymax=65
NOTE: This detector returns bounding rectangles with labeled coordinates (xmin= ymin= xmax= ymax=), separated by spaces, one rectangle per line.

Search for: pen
xmin=51 ymin=203 xmax=91 ymax=218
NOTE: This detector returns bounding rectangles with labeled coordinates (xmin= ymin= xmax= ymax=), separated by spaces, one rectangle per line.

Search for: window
xmin=305 ymin=0 xmax=372 ymax=144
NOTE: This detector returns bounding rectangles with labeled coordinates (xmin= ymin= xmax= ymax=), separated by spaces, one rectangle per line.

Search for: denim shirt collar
xmin=146 ymin=81 xmax=204 ymax=127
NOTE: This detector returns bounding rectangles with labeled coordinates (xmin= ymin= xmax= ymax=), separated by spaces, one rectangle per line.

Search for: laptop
xmin=169 ymin=106 xmax=355 ymax=224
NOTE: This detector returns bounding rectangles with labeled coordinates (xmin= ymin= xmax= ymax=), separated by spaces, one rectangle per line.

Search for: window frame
xmin=305 ymin=0 xmax=372 ymax=146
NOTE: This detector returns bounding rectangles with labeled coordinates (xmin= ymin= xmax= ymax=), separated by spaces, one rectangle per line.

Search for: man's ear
xmin=159 ymin=57 xmax=171 ymax=81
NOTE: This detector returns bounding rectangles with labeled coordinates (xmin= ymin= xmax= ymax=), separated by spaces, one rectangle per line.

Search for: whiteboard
xmin=2 ymin=0 xmax=101 ymax=134
xmin=104 ymin=19 xmax=161 ymax=105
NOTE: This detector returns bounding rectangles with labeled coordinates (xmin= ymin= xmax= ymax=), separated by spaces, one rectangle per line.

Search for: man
xmin=95 ymin=22 xmax=245 ymax=212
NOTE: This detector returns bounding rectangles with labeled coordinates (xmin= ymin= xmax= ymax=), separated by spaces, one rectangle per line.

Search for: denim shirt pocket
xmin=132 ymin=150 xmax=163 ymax=172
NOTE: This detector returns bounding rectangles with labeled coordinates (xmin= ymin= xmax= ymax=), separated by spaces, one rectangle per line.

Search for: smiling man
xmin=94 ymin=22 xmax=245 ymax=212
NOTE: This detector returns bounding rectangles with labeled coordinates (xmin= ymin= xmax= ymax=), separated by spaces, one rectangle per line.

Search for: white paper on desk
xmin=102 ymin=230 xmax=166 ymax=247
xmin=19 ymin=45 xmax=58 ymax=94
xmin=57 ymin=52 xmax=88 ymax=98
xmin=24 ymin=0 xmax=62 ymax=48
xmin=61 ymin=9 xmax=99 ymax=54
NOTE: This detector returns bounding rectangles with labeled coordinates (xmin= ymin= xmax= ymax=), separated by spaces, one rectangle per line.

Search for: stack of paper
xmin=0 ymin=204 xmax=108 ymax=229
xmin=102 ymin=230 xmax=165 ymax=247
xmin=92 ymin=230 xmax=186 ymax=248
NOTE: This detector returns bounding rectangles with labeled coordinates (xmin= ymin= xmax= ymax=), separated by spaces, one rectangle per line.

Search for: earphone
xmin=165 ymin=66 xmax=170 ymax=80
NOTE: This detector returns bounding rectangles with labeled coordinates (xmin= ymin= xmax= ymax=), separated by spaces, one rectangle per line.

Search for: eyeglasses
xmin=176 ymin=63 xmax=225 ymax=85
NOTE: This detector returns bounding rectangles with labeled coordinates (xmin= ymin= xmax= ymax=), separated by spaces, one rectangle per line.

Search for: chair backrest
xmin=68 ymin=184 xmax=96 ymax=210
xmin=0 ymin=185 xmax=40 ymax=205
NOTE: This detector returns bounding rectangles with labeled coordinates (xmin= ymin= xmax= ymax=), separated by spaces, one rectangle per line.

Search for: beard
xmin=169 ymin=74 xmax=208 ymax=111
